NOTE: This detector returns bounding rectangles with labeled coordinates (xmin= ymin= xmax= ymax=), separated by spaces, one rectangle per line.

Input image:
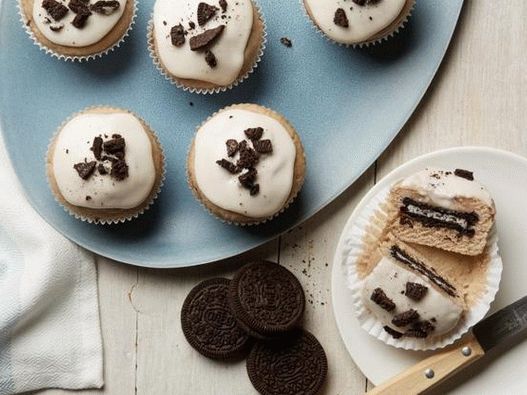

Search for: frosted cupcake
xmin=303 ymin=0 xmax=414 ymax=46
xmin=149 ymin=0 xmax=265 ymax=93
xmin=187 ymin=104 xmax=306 ymax=225
xmin=20 ymin=0 xmax=136 ymax=60
xmin=47 ymin=107 xmax=165 ymax=224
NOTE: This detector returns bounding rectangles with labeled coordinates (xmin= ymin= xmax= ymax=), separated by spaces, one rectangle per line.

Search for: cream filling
xmin=304 ymin=0 xmax=407 ymax=44
xmin=33 ymin=0 xmax=127 ymax=47
xmin=153 ymin=0 xmax=253 ymax=86
xmin=193 ymin=108 xmax=296 ymax=218
xmin=52 ymin=112 xmax=156 ymax=209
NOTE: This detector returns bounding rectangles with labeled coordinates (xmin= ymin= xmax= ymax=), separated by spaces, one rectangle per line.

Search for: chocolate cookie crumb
xmin=189 ymin=25 xmax=225 ymax=51
xmin=383 ymin=326 xmax=403 ymax=339
xmin=90 ymin=0 xmax=120 ymax=15
xmin=253 ymin=139 xmax=273 ymax=154
xmin=171 ymin=24 xmax=186 ymax=47
xmin=405 ymin=320 xmax=435 ymax=338
xmin=454 ymin=169 xmax=474 ymax=181
xmin=98 ymin=163 xmax=108 ymax=175
xmin=189 ymin=21 xmax=196 ymax=30
xmin=91 ymin=136 xmax=103 ymax=160
xmin=42 ymin=0 xmax=69 ymax=21
xmin=74 ymin=161 xmax=96 ymax=180
xmin=370 ymin=288 xmax=395 ymax=312
xmin=205 ymin=50 xmax=217 ymax=68
xmin=216 ymin=159 xmax=240 ymax=174
xmin=111 ymin=159 xmax=129 ymax=181
xmin=85 ymin=195 xmax=92 ymax=201
xmin=333 ymin=8 xmax=349 ymax=28
xmin=103 ymin=136 xmax=125 ymax=154
xmin=219 ymin=0 xmax=227 ymax=12
xmin=244 ymin=127 xmax=263 ymax=141
xmin=72 ymin=11 xmax=91 ymax=29
xmin=238 ymin=168 xmax=257 ymax=188
xmin=226 ymin=139 xmax=239 ymax=157
xmin=237 ymin=144 xmax=259 ymax=169
xmin=250 ymin=184 xmax=260 ymax=196
xmin=197 ymin=2 xmax=218 ymax=26
xmin=392 ymin=309 xmax=420 ymax=327
xmin=49 ymin=24 xmax=63 ymax=31
xmin=405 ymin=282 xmax=428 ymax=301
xmin=280 ymin=37 xmax=292 ymax=47
xmin=352 ymin=0 xmax=366 ymax=5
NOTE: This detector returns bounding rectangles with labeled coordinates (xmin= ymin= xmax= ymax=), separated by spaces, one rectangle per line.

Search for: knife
xmin=367 ymin=296 xmax=527 ymax=395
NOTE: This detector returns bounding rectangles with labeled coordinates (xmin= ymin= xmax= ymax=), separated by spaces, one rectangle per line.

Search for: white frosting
xmin=52 ymin=112 xmax=156 ymax=209
xmin=398 ymin=168 xmax=493 ymax=209
xmin=193 ymin=108 xmax=297 ymax=219
xmin=304 ymin=0 xmax=407 ymax=44
xmin=33 ymin=0 xmax=126 ymax=47
xmin=153 ymin=0 xmax=254 ymax=86
xmin=362 ymin=256 xmax=463 ymax=336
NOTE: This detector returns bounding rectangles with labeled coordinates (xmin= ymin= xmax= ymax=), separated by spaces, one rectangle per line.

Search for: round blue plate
xmin=0 ymin=0 xmax=463 ymax=268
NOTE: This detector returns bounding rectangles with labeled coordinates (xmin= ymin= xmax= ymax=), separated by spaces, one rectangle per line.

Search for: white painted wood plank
xmin=280 ymin=170 xmax=375 ymax=395
xmin=133 ymin=242 xmax=278 ymax=395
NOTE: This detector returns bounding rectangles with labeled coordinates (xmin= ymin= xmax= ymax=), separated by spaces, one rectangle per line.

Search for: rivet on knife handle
xmin=367 ymin=334 xmax=485 ymax=395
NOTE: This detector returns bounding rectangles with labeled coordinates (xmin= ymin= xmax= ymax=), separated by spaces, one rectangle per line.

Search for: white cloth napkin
xmin=0 ymin=134 xmax=103 ymax=394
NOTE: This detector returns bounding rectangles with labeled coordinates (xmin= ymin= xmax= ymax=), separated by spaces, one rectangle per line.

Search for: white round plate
xmin=331 ymin=146 xmax=527 ymax=393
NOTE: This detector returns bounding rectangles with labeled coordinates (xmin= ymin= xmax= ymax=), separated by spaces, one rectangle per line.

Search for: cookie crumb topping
xmin=333 ymin=8 xmax=349 ymax=28
xmin=370 ymin=288 xmax=396 ymax=312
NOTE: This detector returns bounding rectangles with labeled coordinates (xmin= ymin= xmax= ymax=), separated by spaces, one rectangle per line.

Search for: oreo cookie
xmin=247 ymin=330 xmax=328 ymax=395
xmin=229 ymin=261 xmax=305 ymax=339
xmin=181 ymin=278 xmax=252 ymax=360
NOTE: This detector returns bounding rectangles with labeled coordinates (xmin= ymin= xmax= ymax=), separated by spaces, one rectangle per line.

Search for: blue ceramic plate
xmin=0 ymin=0 xmax=463 ymax=268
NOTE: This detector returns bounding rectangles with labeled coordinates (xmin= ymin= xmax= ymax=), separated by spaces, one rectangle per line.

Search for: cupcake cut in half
xmin=47 ymin=106 xmax=165 ymax=224
xmin=388 ymin=168 xmax=496 ymax=256
xmin=303 ymin=0 xmax=414 ymax=46
xmin=20 ymin=0 xmax=135 ymax=60
xmin=187 ymin=103 xmax=306 ymax=225
xmin=362 ymin=238 xmax=465 ymax=341
xmin=149 ymin=0 xmax=265 ymax=93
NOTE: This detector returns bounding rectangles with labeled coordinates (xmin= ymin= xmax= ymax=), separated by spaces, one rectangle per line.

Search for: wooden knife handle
xmin=367 ymin=334 xmax=485 ymax=395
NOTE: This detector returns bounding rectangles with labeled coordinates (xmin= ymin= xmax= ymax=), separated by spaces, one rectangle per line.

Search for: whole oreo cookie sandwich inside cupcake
xmin=149 ymin=0 xmax=265 ymax=93
xmin=20 ymin=0 xmax=136 ymax=59
xmin=47 ymin=106 xmax=164 ymax=224
xmin=361 ymin=238 xmax=465 ymax=341
xmin=388 ymin=168 xmax=496 ymax=256
xmin=303 ymin=0 xmax=414 ymax=46
xmin=187 ymin=103 xmax=305 ymax=225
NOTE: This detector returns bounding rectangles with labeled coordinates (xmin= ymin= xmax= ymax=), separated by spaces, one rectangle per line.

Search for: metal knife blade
xmin=473 ymin=296 xmax=527 ymax=352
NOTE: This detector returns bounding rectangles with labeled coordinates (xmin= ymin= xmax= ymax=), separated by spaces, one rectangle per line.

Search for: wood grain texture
xmin=38 ymin=1 xmax=526 ymax=394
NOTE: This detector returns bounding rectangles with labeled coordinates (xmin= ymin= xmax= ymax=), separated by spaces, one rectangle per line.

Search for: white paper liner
xmin=341 ymin=186 xmax=503 ymax=351
xmin=146 ymin=1 xmax=267 ymax=94
xmin=46 ymin=106 xmax=166 ymax=225
xmin=18 ymin=0 xmax=138 ymax=62
xmin=186 ymin=104 xmax=306 ymax=226
xmin=301 ymin=0 xmax=415 ymax=48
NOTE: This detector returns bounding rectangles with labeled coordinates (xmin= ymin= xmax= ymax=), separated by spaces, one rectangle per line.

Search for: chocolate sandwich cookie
xmin=247 ymin=330 xmax=328 ymax=395
xmin=228 ymin=261 xmax=305 ymax=339
xmin=181 ymin=278 xmax=252 ymax=360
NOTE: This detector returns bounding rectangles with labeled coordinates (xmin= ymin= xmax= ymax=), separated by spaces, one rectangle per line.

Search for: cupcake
xmin=387 ymin=168 xmax=496 ymax=256
xmin=303 ymin=0 xmax=414 ymax=46
xmin=148 ymin=0 xmax=266 ymax=93
xmin=20 ymin=0 xmax=136 ymax=60
xmin=47 ymin=106 xmax=165 ymax=224
xmin=187 ymin=104 xmax=306 ymax=225
xmin=362 ymin=238 xmax=465 ymax=341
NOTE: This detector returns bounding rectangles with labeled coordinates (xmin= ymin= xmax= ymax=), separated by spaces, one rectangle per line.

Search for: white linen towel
xmin=0 ymin=134 xmax=103 ymax=394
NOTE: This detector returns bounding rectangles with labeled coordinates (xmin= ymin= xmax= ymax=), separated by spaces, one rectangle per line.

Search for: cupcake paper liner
xmin=147 ymin=1 xmax=267 ymax=94
xmin=341 ymin=186 xmax=503 ymax=351
xmin=46 ymin=106 xmax=166 ymax=225
xmin=301 ymin=0 xmax=415 ymax=48
xmin=18 ymin=0 xmax=138 ymax=62
xmin=186 ymin=103 xmax=306 ymax=226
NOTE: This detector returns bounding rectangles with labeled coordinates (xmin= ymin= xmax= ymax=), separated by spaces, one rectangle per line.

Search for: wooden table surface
xmin=41 ymin=1 xmax=527 ymax=394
